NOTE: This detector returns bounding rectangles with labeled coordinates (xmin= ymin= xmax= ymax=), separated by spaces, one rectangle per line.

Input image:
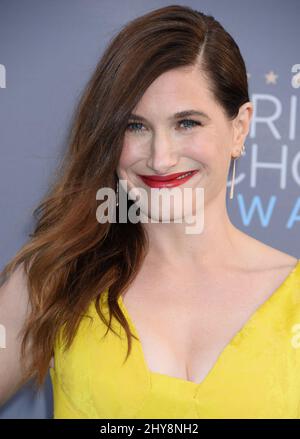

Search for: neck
xmin=142 ymin=189 xmax=244 ymax=272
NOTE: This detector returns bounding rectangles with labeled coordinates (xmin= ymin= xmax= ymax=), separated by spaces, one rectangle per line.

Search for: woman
xmin=0 ymin=5 xmax=299 ymax=419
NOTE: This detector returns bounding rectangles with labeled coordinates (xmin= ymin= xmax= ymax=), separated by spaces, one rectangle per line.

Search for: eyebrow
xmin=128 ymin=110 xmax=211 ymax=122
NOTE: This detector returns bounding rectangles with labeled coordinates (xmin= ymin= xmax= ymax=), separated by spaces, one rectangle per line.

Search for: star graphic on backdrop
xmin=265 ymin=70 xmax=278 ymax=84
xmin=247 ymin=72 xmax=251 ymax=80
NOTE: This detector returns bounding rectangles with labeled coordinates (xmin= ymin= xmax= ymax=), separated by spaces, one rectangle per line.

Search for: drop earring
xmin=229 ymin=144 xmax=245 ymax=200
xmin=229 ymin=157 xmax=237 ymax=200
xmin=116 ymin=179 xmax=119 ymax=207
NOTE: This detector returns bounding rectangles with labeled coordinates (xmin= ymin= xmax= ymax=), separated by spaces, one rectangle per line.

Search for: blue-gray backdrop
xmin=0 ymin=0 xmax=299 ymax=419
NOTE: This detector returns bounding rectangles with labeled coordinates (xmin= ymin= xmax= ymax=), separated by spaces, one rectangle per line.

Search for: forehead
xmin=132 ymin=65 xmax=217 ymax=115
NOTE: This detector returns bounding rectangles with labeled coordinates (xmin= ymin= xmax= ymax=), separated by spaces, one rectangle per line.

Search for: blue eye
xmin=126 ymin=122 xmax=145 ymax=132
xmin=126 ymin=119 xmax=202 ymax=133
xmin=178 ymin=119 xmax=202 ymax=130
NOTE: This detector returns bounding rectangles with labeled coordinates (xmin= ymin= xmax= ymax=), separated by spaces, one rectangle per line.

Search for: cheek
xmin=184 ymin=133 xmax=215 ymax=164
xmin=187 ymin=128 xmax=230 ymax=166
xmin=118 ymin=139 xmax=136 ymax=170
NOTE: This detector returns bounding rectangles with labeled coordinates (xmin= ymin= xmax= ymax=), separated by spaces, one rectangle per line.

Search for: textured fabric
xmin=50 ymin=259 xmax=300 ymax=419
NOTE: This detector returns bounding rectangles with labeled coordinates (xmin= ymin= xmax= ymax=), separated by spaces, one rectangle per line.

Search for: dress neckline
xmin=117 ymin=259 xmax=300 ymax=391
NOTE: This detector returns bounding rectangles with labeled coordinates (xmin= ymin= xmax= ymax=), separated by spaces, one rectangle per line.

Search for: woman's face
xmin=117 ymin=65 xmax=250 ymax=222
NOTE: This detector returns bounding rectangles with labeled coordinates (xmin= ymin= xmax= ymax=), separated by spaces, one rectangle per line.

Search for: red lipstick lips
xmin=138 ymin=170 xmax=199 ymax=188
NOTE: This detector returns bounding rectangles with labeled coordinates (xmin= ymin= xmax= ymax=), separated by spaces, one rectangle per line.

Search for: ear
xmin=231 ymin=102 xmax=253 ymax=157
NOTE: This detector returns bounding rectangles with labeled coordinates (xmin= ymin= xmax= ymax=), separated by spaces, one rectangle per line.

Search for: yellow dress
xmin=50 ymin=259 xmax=300 ymax=419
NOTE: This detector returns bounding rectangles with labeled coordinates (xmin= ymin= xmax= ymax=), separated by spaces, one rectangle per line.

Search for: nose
xmin=146 ymin=131 xmax=178 ymax=174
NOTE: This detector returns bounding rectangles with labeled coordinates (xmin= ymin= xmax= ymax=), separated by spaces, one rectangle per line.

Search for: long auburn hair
xmin=0 ymin=4 xmax=250 ymax=390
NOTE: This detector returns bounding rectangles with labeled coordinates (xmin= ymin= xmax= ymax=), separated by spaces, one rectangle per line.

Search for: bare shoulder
xmin=235 ymin=230 xmax=298 ymax=272
xmin=1 ymin=265 xmax=56 ymax=381
xmin=0 ymin=262 xmax=31 ymax=314
xmin=0 ymin=263 xmax=33 ymax=406
xmin=257 ymin=242 xmax=298 ymax=269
